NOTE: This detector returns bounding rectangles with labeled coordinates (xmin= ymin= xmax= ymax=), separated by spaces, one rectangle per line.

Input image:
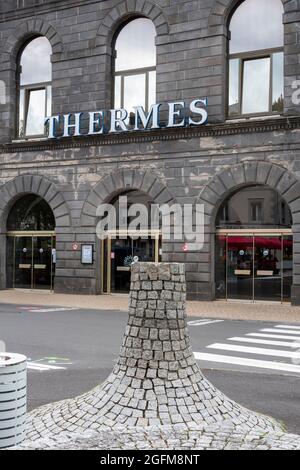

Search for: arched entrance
xmin=215 ymin=185 xmax=293 ymax=302
xmin=6 ymin=194 xmax=56 ymax=290
xmin=101 ymin=190 xmax=161 ymax=293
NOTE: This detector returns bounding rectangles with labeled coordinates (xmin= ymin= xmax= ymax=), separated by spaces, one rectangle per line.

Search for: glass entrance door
xmin=254 ymin=236 xmax=282 ymax=302
xmin=215 ymin=232 xmax=293 ymax=303
xmin=7 ymin=234 xmax=55 ymax=290
xmin=14 ymin=236 xmax=32 ymax=289
xmin=227 ymin=236 xmax=254 ymax=300
xmin=103 ymin=234 xmax=160 ymax=294
xmin=33 ymin=237 xmax=54 ymax=289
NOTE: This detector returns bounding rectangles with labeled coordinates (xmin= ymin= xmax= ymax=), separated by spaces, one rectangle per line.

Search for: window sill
xmin=226 ymin=114 xmax=283 ymax=124
xmin=12 ymin=137 xmax=49 ymax=143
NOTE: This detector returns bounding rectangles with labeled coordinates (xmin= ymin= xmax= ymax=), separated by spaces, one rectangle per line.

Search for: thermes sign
xmin=45 ymin=99 xmax=208 ymax=139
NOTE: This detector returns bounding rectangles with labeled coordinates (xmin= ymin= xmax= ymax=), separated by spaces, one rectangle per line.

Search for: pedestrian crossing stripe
xmin=193 ymin=323 xmax=300 ymax=375
xmin=228 ymin=336 xmax=300 ymax=348
xmin=187 ymin=319 xmax=224 ymax=326
xmin=193 ymin=352 xmax=300 ymax=374
xmin=28 ymin=307 xmax=78 ymax=313
xmin=261 ymin=328 xmax=300 ymax=336
xmin=27 ymin=362 xmax=66 ymax=371
xmin=275 ymin=325 xmax=300 ymax=330
xmin=207 ymin=343 xmax=300 ymax=360
xmin=247 ymin=332 xmax=300 ymax=341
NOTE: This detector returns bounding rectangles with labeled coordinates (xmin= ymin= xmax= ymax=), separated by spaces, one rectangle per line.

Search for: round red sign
xmin=72 ymin=242 xmax=79 ymax=251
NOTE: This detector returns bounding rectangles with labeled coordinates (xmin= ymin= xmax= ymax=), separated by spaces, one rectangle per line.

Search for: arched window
xmin=228 ymin=0 xmax=284 ymax=117
xmin=18 ymin=37 xmax=52 ymax=138
xmin=113 ymin=18 xmax=156 ymax=116
xmin=7 ymin=194 xmax=55 ymax=231
xmin=216 ymin=186 xmax=292 ymax=229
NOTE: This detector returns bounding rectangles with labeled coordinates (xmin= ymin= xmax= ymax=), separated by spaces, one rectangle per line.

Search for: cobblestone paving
xmin=19 ymin=424 xmax=300 ymax=450
xmin=22 ymin=263 xmax=298 ymax=449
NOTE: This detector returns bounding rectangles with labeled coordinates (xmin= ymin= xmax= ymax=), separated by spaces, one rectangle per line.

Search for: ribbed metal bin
xmin=0 ymin=353 xmax=27 ymax=449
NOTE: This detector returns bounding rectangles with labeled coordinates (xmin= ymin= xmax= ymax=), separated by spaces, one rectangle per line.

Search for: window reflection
xmin=228 ymin=0 xmax=284 ymax=117
xmin=18 ymin=37 xmax=52 ymax=138
xmin=216 ymin=186 xmax=292 ymax=229
xmin=272 ymin=52 xmax=284 ymax=112
xmin=25 ymin=89 xmax=46 ymax=135
xmin=230 ymin=0 xmax=283 ymax=55
xmin=242 ymin=58 xmax=270 ymax=115
xmin=114 ymin=18 xmax=156 ymax=115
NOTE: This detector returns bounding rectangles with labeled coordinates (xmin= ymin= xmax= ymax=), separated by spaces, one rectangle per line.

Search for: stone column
xmin=26 ymin=263 xmax=280 ymax=440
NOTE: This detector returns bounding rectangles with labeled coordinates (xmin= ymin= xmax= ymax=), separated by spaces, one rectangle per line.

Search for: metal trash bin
xmin=0 ymin=353 xmax=27 ymax=449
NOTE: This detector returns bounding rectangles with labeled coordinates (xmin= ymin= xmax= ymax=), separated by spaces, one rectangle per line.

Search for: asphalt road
xmin=0 ymin=302 xmax=299 ymax=434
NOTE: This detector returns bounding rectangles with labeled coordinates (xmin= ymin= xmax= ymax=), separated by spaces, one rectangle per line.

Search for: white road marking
xmin=28 ymin=307 xmax=78 ymax=313
xmin=193 ymin=352 xmax=300 ymax=374
xmin=207 ymin=343 xmax=300 ymax=359
xmin=27 ymin=362 xmax=66 ymax=371
xmin=275 ymin=325 xmax=300 ymax=330
xmin=228 ymin=336 xmax=300 ymax=348
xmin=260 ymin=328 xmax=300 ymax=336
xmin=187 ymin=319 xmax=224 ymax=326
xmin=247 ymin=332 xmax=300 ymax=341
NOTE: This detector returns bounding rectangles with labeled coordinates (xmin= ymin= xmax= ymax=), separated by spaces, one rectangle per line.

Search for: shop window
xmin=228 ymin=0 xmax=284 ymax=118
xmin=18 ymin=37 xmax=52 ymax=138
xmin=113 ymin=18 xmax=156 ymax=120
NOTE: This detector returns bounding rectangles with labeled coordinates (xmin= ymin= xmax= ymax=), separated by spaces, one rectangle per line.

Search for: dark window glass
xmin=114 ymin=18 xmax=156 ymax=116
xmin=111 ymin=190 xmax=155 ymax=229
xmin=228 ymin=0 xmax=284 ymax=117
xmin=18 ymin=37 xmax=52 ymax=138
xmin=216 ymin=186 xmax=292 ymax=229
xmin=7 ymin=195 xmax=55 ymax=231
xmin=249 ymin=200 xmax=263 ymax=223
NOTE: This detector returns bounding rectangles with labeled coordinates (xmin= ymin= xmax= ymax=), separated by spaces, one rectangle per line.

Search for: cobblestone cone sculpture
xmin=26 ymin=263 xmax=280 ymax=441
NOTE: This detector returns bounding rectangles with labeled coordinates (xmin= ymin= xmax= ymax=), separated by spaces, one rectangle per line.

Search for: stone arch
xmin=81 ymin=168 xmax=175 ymax=227
xmin=1 ymin=18 xmax=63 ymax=68
xmin=0 ymin=174 xmax=71 ymax=232
xmin=198 ymin=160 xmax=300 ymax=303
xmin=198 ymin=161 xmax=299 ymax=220
xmin=96 ymin=0 xmax=169 ymax=48
xmin=208 ymin=0 xmax=294 ymax=29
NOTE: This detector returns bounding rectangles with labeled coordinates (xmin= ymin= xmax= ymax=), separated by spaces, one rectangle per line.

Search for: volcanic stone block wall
xmin=0 ymin=1 xmax=299 ymax=300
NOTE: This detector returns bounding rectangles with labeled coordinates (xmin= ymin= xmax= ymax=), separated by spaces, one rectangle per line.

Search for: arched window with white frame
xmin=18 ymin=37 xmax=52 ymax=138
xmin=113 ymin=18 xmax=156 ymax=117
xmin=228 ymin=0 xmax=284 ymax=118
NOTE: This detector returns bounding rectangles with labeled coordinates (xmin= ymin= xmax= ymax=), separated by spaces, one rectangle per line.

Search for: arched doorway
xmin=6 ymin=194 xmax=56 ymax=290
xmin=101 ymin=190 xmax=161 ymax=293
xmin=215 ymin=185 xmax=293 ymax=303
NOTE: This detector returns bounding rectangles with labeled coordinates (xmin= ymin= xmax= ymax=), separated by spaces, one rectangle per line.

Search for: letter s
xmin=189 ymin=98 xmax=208 ymax=125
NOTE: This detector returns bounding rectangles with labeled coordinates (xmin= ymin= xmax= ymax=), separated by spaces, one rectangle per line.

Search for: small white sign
xmin=81 ymin=244 xmax=93 ymax=264
xmin=133 ymin=256 xmax=139 ymax=263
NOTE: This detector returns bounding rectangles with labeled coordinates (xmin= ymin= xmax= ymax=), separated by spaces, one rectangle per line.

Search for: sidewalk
xmin=0 ymin=289 xmax=300 ymax=323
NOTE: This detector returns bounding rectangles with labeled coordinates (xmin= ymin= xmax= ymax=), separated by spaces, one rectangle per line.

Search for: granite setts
xmin=18 ymin=425 xmax=300 ymax=450
xmin=19 ymin=263 xmax=299 ymax=450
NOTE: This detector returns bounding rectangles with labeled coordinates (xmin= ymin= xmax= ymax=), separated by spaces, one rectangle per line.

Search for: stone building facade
xmin=0 ymin=0 xmax=299 ymax=304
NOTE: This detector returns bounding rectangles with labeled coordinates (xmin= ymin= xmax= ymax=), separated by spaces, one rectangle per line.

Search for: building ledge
xmin=1 ymin=116 xmax=300 ymax=154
